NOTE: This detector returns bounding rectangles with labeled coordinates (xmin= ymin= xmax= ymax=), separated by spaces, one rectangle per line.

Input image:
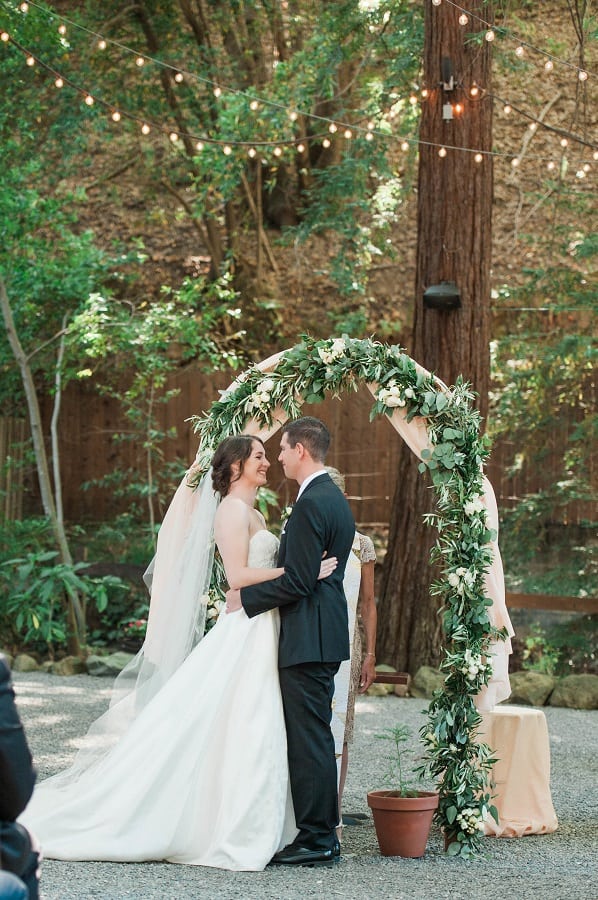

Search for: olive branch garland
xmin=188 ymin=335 xmax=506 ymax=858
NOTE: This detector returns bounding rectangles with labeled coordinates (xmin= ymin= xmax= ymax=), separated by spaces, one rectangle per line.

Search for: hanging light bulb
xmin=136 ymin=57 xmax=145 ymax=67
xmin=432 ymin=0 xmax=442 ymax=6
xmin=26 ymin=55 xmax=35 ymax=66
xmin=511 ymin=157 xmax=520 ymax=167
xmin=297 ymin=143 xmax=305 ymax=153
xmin=54 ymin=77 xmax=63 ymax=88
xmin=474 ymin=153 xmax=483 ymax=163
xmin=289 ymin=110 xmax=298 ymax=122
xmin=223 ymin=145 xmax=232 ymax=155
xmin=328 ymin=123 xmax=337 ymax=133
xmin=459 ymin=14 xmax=469 ymax=25
xmin=438 ymin=147 xmax=447 ymax=157
xmin=454 ymin=103 xmax=464 ymax=115
xmin=58 ymin=24 xmax=66 ymax=35
xmin=169 ymin=132 xmax=179 ymax=142
xmin=97 ymin=39 xmax=106 ymax=50
xmin=578 ymin=70 xmax=588 ymax=81
xmin=544 ymin=60 xmax=554 ymax=72
xmin=248 ymin=147 xmax=257 ymax=158
xmin=560 ymin=138 xmax=568 ymax=148
xmin=344 ymin=129 xmax=353 ymax=139
xmin=213 ymin=86 xmax=222 ymax=97
xmin=0 ymin=32 xmax=9 ymax=42
xmin=195 ymin=141 xmax=204 ymax=151
xmin=409 ymin=94 xmax=418 ymax=105
xmin=174 ymin=73 xmax=184 ymax=83
xmin=322 ymin=138 xmax=331 ymax=148
xmin=503 ymin=104 xmax=512 ymax=115
xmin=400 ymin=141 xmax=409 ymax=152
xmin=84 ymin=94 xmax=94 ymax=106
xmin=515 ymin=46 xmax=524 ymax=58
xmin=273 ymin=146 xmax=282 ymax=156
xmin=111 ymin=110 xmax=121 ymax=122
xmin=593 ymin=150 xmax=598 ymax=161
xmin=470 ymin=85 xmax=479 ymax=98
xmin=547 ymin=161 xmax=555 ymax=171
xmin=141 ymin=123 xmax=150 ymax=135
xmin=528 ymin=122 xmax=537 ymax=132
xmin=485 ymin=30 xmax=495 ymax=42
xmin=421 ymin=88 xmax=429 ymax=99
xmin=365 ymin=131 xmax=374 ymax=141
xmin=583 ymin=163 xmax=590 ymax=172
xmin=249 ymin=100 xmax=259 ymax=111
xmin=19 ymin=2 xmax=29 ymax=11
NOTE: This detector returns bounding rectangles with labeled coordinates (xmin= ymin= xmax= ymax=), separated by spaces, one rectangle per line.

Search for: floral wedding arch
xmin=184 ymin=335 xmax=513 ymax=858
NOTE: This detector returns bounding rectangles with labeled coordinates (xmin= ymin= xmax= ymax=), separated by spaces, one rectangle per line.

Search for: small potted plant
xmin=367 ymin=724 xmax=439 ymax=858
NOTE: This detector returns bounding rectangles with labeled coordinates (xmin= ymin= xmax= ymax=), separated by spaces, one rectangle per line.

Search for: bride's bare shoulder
xmin=214 ymin=496 xmax=249 ymax=530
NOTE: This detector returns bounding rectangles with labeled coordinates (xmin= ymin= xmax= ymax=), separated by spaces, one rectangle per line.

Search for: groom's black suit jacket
xmin=241 ymin=473 xmax=355 ymax=668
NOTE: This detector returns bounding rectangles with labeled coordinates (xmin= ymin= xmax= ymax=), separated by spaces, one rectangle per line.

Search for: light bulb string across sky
xmin=1 ymin=4 xmax=596 ymax=167
xmin=434 ymin=0 xmax=595 ymax=82
xmin=8 ymin=0 xmax=596 ymax=131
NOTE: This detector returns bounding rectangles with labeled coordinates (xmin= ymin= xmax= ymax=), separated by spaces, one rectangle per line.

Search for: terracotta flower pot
xmin=367 ymin=790 xmax=439 ymax=858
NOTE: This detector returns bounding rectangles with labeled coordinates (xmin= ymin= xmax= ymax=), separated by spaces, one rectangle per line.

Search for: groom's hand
xmin=225 ymin=588 xmax=242 ymax=613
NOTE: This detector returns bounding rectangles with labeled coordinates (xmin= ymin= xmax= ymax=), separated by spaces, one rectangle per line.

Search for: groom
xmin=226 ymin=416 xmax=355 ymax=866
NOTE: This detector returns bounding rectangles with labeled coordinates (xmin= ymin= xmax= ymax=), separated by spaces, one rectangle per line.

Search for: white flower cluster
xmin=463 ymin=495 xmax=485 ymax=517
xmin=447 ymin=566 xmax=476 ymax=595
xmin=377 ymin=379 xmax=407 ymax=408
xmin=456 ymin=807 xmax=486 ymax=835
xmin=459 ymin=648 xmax=489 ymax=681
xmin=317 ymin=338 xmax=346 ymax=365
xmin=201 ymin=592 xmax=225 ymax=624
xmin=248 ymin=376 xmax=276 ymax=409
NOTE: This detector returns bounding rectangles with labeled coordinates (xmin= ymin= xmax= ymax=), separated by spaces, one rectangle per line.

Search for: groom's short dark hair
xmin=283 ymin=417 xmax=330 ymax=462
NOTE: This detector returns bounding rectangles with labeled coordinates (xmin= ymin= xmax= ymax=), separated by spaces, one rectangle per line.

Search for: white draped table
xmin=479 ymin=705 xmax=558 ymax=837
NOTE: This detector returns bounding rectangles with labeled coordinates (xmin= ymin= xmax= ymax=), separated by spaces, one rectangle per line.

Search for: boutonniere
xmin=280 ymin=504 xmax=294 ymax=533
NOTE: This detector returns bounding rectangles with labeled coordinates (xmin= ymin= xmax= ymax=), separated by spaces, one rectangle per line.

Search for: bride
xmin=20 ymin=435 xmax=336 ymax=871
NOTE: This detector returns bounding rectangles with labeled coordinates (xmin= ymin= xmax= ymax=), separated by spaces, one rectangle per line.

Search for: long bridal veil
xmin=48 ymin=471 xmax=219 ymax=785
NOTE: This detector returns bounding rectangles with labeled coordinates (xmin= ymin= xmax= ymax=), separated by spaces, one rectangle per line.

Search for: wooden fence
xmin=0 ymin=417 xmax=26 ymax=520
xmin=2 ymin=366 xmax=596 ymax=527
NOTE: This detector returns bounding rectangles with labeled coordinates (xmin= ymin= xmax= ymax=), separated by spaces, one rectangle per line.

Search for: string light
xmin=459 ymin=14 xmax=469 ymax=25
xmin=578 ymin=70 xmax=588 ymax=82
xmin=503 ymin=104 xmax=512 ymax=115
xmin=249 ymin=100 xmax=259 ymax=111
xmin=141 ymin=123 xmax=150 ymax=135
xmin=19 ymin=2 xmax=29 ymax=11
xmin=248 ymin=147 xmax=257 ymax=158
xmin=213 ymin=86 xmax=222 ymax=98
xmin=195 ymin=140 xmax=203 ymax=150
xmin=1 ymin=32 xmax=9 ymax=42
xmin=84 ymin=94 xmax=94 ymax=106
xmin=322 ymin=138 xmax=331 ymax=148
xmin=515 ymin=46 xmax=524 ymax=58
xmin=454 ymin=102 xmax=463 ymax=115
xmin=111 ymin=110 xmax=121 ymax=122
xmin=328 ymin=123 xmax=337 ymax=133
xmin=432 ymin=0 xmax=442 ymax=6
xmin=58 ymin=24 xmax=66 ymax=36
xmin=438 ymin=147 xmax=447 ymax=157
xmin=54 ymin=76 xmax=63 ymax=88
xmin=169 ymin=132 xmax=178 ymax=142
xmin=97 ymin=39 xmax=106 ymax=50
xmin=547 ymin=161 xmax=555 ymax=171
xmin=544 ymin=60 xmax=554 ymax=72
xmin=288 ymin=111 xmax=298 ymax=122
xmin=273 ymin=146 xmax=282 ymax=156
xmin=560 ymin=138 xmax=568 ymax=148
xmin=511 ymin=157 xmax=520 ymax=167
xmin=223 ymin=144 xmax=232 ymax=155
xmin=400 ymin=141 xmax=409 ymax=152
xmin=365 ymin=131 xmax=374 ymax=141
xmin=135 ymin=57 xmax=145 ymax=67
xmin=297 ymin=143 xmax=305 ymax=153
xmin=421 ymin=88 xmax=430 ymax=99
xmin=474 ymin=152 xmax=483 ymax=163
xmin=485 ymin=30 xmax=495 ymax=42
xmin=470 ymin=85 xmax=479 ymax=98
xmin=174 ymin=72 xmax=184 ymax=83
xmin=344 ymin=129 xmax=353 ymax=139
xmin=26 ymin=55 xmax=34 ymax=66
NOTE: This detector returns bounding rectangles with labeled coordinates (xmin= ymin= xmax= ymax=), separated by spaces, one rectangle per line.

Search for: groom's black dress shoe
xmin=270 ymin=842 xmax=340 ymax=867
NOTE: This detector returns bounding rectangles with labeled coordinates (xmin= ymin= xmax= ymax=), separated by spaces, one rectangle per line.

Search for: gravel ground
xmin=12 ymin=671 xmax=598 ymax=900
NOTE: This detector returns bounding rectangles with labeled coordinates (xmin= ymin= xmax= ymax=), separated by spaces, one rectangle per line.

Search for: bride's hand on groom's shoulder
xmin=317 ymin=555 xmax=338 ymax=580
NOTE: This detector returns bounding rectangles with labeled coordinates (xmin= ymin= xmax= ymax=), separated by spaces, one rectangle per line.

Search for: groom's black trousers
xmin=278 ymin=661 xmax=340 ymax=850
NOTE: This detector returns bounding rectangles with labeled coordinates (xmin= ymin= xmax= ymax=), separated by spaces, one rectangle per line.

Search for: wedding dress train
xmin=21 ymin=530 xmax=297 ymax=871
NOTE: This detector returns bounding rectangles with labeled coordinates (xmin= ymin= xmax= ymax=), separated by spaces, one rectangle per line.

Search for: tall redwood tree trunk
xmin=377 ymin=2 xmax=494 ymax=672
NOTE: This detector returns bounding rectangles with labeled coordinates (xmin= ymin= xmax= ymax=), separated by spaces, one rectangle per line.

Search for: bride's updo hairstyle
xmin=211 ymin=435 xmax=265 ymax=497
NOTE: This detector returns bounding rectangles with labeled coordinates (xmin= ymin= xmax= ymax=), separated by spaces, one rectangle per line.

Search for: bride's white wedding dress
xmin=21 ymin=530 xmax=297 ymax=871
